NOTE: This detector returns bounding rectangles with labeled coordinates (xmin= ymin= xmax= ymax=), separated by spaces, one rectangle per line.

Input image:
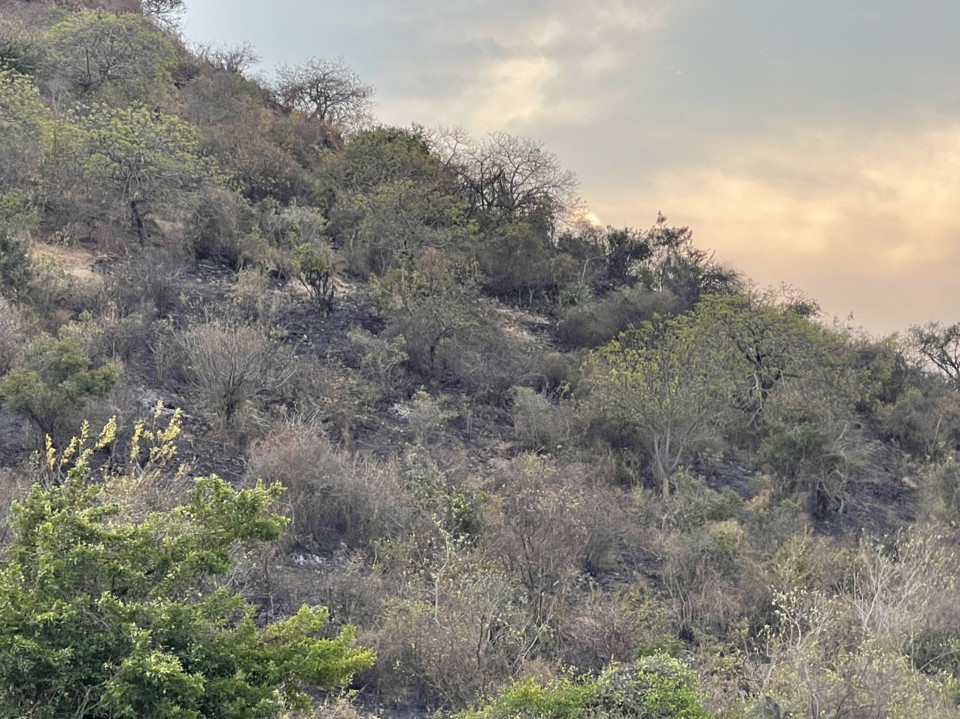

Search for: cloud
xmin=374 ymin=0 xmax=671 ymax=132
xmin=590 ymin=116 xmax=960 ymax=334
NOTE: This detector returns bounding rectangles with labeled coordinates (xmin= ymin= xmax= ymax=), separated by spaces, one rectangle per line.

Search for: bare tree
xmin=178 ymin=322 xmax=294 ymax=430
xmin=192 ymin=41 xmax=260 ymax=75
xmin=909 ymin=321 xmax=960 ymax=390
xmin=274 ymin=57 xmax=373 ymax=131
xmin=430 ymin=128 xmax=581 ymax=225
xmin=140 ymin=0 xmax=185 ymax=29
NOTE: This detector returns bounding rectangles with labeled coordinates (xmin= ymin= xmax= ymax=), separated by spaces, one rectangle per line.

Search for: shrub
xmin=0 ymin=417 xmax=375 ymax=719
xmin=462 ymin=655 xmax=710 ymax=719
xmin=594 ymin=655 xmax=711 ymax=719
xmin=245 ymin=422 xmax=416 ymax=551
xmin=178 ymin=321 xmax=293 ymax=434
xmin=106 ymin=249 xmax=186 ymax=319
xmin=0 ymin=229 xmax=31 ymax=298
xmin=557 ymin=288 xmax=682 ymax=349
xmin=0 ymin=333 xmax=119 ymax=441
xmin=227 ymin=267 xmax=286 ymax=326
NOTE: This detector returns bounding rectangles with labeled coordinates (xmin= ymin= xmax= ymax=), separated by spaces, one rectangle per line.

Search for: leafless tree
xmin=274 ymin=57 xmax=373 ymax=131
xmin=430 ymin=128 xmax=581 ymax=225
xmin=192 ymin=41 xmax=260 ymax=75
xmin=140 ymin=0 xmax=185 ymax=29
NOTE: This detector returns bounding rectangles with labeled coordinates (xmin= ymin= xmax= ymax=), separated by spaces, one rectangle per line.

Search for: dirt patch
xmin=31 ymin=243 xmax=104 ymax=286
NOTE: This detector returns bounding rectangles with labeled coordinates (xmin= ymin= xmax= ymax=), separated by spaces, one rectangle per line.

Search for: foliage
xmin=0 ymin=17 xmax=43 ymax=76
xmin=70 ymin=103 xmax=221 ymax=243
xmin=461 ymin=655 xmax=710 ymax=719
xmin=295 ymin=240 xmax=336 ymax=314
xmin=909 ymin=321 xmax=960 ymax=390
xmin=46 ymin=10 xmax=178 ymax=107
xmin=0 ymin=65 xmax=48 ymax=210
xmin=372 ymin=248 xmax=481 ymax=377
xmin=595 ymin=656 xmax=711 ymax=719
xmin=324 ymin=125 xmax=443 ymax=193
xmin=0 ymin=416 xmax=375 ymax=718
xmin=0 ymin=334 xmax=118 ymax=440
xmin=0 ymin=227 xmax=31 ymax=297
xmin=585 ymin=312 xmax=735 ymax=497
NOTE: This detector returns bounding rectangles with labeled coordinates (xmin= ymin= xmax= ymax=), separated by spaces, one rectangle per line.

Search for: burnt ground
xmin=0 ymin=410 xmax=30 ymax=468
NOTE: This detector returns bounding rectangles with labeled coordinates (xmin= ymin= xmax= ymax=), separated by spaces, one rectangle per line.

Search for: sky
xmin=181 ymin=0 xmax=960 ymax=336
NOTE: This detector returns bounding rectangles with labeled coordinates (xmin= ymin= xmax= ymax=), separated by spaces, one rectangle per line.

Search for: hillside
xmin=2 ymin=2 xmax=960 ymax=718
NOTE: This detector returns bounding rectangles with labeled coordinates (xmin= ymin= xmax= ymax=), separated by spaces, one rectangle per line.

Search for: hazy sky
xmin=182 ymin=1 xmax=960 ymax=336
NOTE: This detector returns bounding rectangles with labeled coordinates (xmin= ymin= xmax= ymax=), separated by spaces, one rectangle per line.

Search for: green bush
xmin=0 ymin=418 xmax=375 ymax=719
xmin=595 ymin=656 xmax=711 ymax=719
xmin=0 ymin=334 xmax=119 ymax=440
xmin=0 ymin=229 xmax=31 ymax=298
xmin=463 ymin=655 xmax=710 ymax=719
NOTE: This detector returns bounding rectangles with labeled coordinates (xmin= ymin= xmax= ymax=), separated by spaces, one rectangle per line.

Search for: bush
xmin=106 ymin=249 xmax=186 ymax=319
xmin=0 ymin=229 xmax=31 ymax=298
xmin=462 ymin=655 xmax=710 ymax=719
xmin=557 ymin=288 xmax=682 ymax=349
xmin=594 ymin=656 xmax=711 ymax=719
xmin=0 ymin=297 xmax=25 ymax=376
xmin=178 ymin=321 xmax=293 ymax=435
xmin=245 ymin=422 xmax=416 ymax=551
xmin=0 ymin=417 xmax=375 ymax=719
xmin=187 ymin=186 xmax=261 ymax=267
xmin=0 ymin=333 xmax=119 ymax=441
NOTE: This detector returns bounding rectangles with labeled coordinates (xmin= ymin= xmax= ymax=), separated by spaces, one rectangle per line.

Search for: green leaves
xmin=0 ymin=444 xmax=374 ymax=718
xmin=0 ymin=334 xmax=119 ymax=440
xmin=47 ymin=10 xmax=178 ymax=107
xmin=586 ymin=311 xmax=735 ymax=496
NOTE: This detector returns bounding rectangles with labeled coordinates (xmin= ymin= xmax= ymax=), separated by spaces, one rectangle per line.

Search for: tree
xmin=638 ymin=214 xmax=740 ymax=310
xmin=693 ymin=293 xmax=834 ymax=431
xmin=140 ymin=0 xmax=186 ymax=29
xmin=69 ymin=103 xmax=220 ymax=243
xmin=0 ymin=65 xmax=48 ymax=221
xmin=275 ymin=57 xmax=373 ymax=131
xmin=46 ymin=10 xmax=177 ymax=107
xmin=324 ymin=125 xmax=444 ymax=193
xmin=909 ymin=321 xmax=960 ymax=390
xmin=0 ymin=415 xmax=375 ymax=718
xmin=585 ymin=314 xmax=735 ymax=498
xmin=451 ymin=131 xmax=581 ymax=228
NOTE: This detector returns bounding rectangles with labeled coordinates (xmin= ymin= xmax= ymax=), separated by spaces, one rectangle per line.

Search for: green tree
xmin=0 ymin=417 xmax=375 ymax=718
xmin=0 ymin=65 xmax=48 ymax=222
xmin=324 ymin=125 xmax=446 ymax=193
xmin=46 ymin=10 xmax=177 ymax=108
xmin=692 ymin=293 xmax=834 ymax=432
xmin=70 ymin=103 xmax=220 ymax=243
xmin=586 ymin=314 xmax=735 ymax=498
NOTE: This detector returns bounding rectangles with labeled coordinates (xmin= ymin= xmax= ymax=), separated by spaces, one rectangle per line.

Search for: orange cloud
xmin=589 ymin=116 xmax=960 ymax=335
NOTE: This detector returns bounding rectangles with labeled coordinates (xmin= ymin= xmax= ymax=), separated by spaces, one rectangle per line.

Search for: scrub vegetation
xmin=1 ymin=2 xmax=960 ymax=717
